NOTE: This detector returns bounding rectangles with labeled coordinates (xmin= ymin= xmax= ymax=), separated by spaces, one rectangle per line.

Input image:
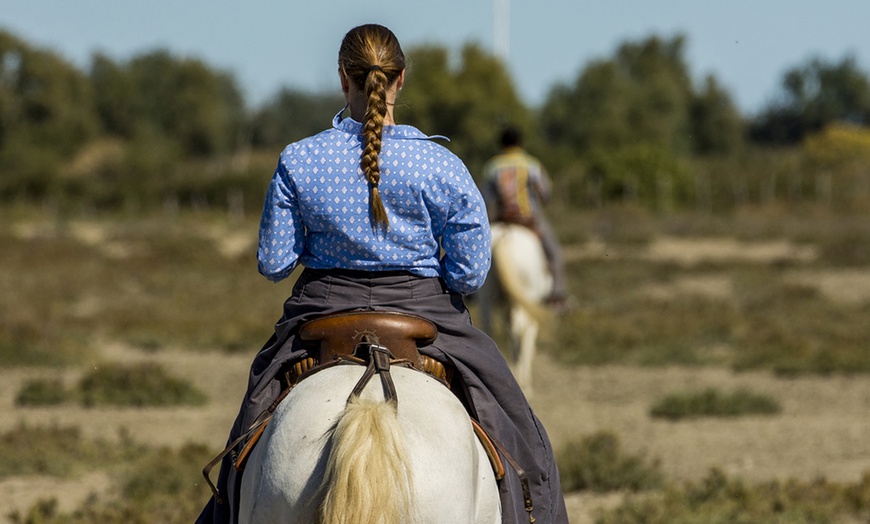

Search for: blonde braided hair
xmin=338 ymin=24 xmax=405 ymax=230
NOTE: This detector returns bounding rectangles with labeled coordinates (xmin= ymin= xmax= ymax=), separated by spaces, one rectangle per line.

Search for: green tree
xmin=0 ymin=30 xmax=98 ymax=198
xmin=396 ymin=43 xmax=530 ymax=175
xmin=690 ymin=75 xmax=745 ymax=155
xmin=539 ymin=35 xmax=739 ymax=209
xmin=751 ymin=55 xmax=870 ymax=144
xmin=803 ymin=122 xmax=870 ymax=168
xmin=541 ymin=35 xmax=696 ymax=155
xmin=89 ymin=50 xmax=246 ymax=156
xmin=89 ymin=52 xmax=136 ymax=137
xmin=250 ymin=88 xmax=344 ymax=149
xmin=396 ymin=45 xmax=460 ymax=139
xmin=452 ymin=43 xmax=531 ymax=170
xmin=801 ymin=122 xmax=870 ymax=208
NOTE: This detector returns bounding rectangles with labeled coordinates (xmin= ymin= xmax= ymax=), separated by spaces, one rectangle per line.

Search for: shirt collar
xmin=332 ymin=107 xmax=448 ymax=141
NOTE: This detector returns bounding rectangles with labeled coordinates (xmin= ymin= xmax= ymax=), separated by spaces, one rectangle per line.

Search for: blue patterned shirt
xmin=257 ymin=110 xmax=491 ymax=294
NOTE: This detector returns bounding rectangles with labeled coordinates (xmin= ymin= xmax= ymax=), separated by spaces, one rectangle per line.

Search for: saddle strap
xmin=201 ymin=358 xmax=342 ymax=503
xmin=490 ymin=435 xmax=536 ymax=524
xmin=470 ymin=419 xmax=506 ymax=480
xmin=201 ymin=414 xmax=270 ymax=504
xmin=349 ymin=344 xmax=397 ymax=403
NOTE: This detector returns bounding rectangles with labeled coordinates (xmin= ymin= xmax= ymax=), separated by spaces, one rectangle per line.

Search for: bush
xmin=79 ymin=362 xmax=207 ymax=407
xmin=553 ymin=289 xmax=736 ymax=367
xmin=0 ymin=423 xmax=142 ymax=479
xmin=597 ymin=468 xmax=870 ymax=524
xmin=8 ymin=442 xmax=214 ymax=524
xmin=557 ymin=431 xmax=663 ymax=492
xmin=650 ymin=388 xmax=781 ymax=420
xmin=15 ymin=378 xmax=70 ymax=406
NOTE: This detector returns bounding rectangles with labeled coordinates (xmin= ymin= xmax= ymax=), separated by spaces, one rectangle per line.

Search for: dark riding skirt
xmin=196 ymin=268 xmax=568 ymax=524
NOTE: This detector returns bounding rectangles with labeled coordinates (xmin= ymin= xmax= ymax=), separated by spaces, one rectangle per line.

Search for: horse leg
xmin=516 ymin=318 xmax=539 ymax=399
xmin=510 ymin=308 xmax=538 ymax=398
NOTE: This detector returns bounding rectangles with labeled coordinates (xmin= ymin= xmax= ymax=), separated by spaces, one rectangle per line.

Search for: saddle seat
xmin=301 ymin=310 xmax=437 ymax=364
xmin=288 ymin=310 xmax=447 ymax=385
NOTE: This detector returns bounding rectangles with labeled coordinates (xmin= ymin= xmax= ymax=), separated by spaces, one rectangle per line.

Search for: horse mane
xmin=318 ymin=396 xmax=415 ymax=524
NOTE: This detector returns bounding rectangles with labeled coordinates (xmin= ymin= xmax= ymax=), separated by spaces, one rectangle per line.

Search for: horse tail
xmin=318 ymin=396 xmax=414 ymax=524
xmin=492 ymin=232 xmax=549 ymax=324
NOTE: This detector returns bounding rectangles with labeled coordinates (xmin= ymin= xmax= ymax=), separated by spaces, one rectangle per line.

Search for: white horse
xmin=479 ymin=223 xmax=552 ymax=397
xmin=238 ymin=363 xmax=501 ymax=524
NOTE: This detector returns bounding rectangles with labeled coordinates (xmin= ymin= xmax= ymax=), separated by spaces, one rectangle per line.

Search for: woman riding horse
xmin=196 ymin=24 xmax=567 ymax=524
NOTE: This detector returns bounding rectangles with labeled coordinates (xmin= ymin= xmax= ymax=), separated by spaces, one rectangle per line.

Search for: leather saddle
xmin=202 ymin=310 xmax=507 ymax=505
xmin=301 ymin=310 xmax=437 ymax=367
xmin=285 ymin=310 xmax=448 ymax=386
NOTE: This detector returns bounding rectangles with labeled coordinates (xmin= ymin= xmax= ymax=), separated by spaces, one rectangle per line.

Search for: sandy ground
xmin=4 ymin=234 xmax=870 ymax=522
xmin=3 ymin=344 xmax=870 ymax=523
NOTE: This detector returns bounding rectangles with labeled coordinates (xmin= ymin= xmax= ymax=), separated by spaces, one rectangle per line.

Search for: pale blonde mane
xmin=318 ymin=396 xmax=415 ymax=524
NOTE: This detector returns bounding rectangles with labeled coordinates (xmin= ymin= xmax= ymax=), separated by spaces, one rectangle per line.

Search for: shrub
xmin=597 ymin=468 xmax=870 ymax=524
xmin=8 ymin=442 xmax=214 ymax=524
xmin=79 ymin=362 xmax=207 ymax=407
xmin=553 ymin=289 xmax=736 ymax=367
xmin=0 ymin=423 xmax=141 ymax=479
xmin=15 ymin=378 xmax=71 ymax=406
xmin=557 ymin=431 xmax=663 ymax=492
xmin=650 ymin=387 xmax=781 ymax=421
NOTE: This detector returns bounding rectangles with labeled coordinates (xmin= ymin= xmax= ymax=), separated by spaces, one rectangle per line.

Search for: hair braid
xmin=338 ymin=24 xmax=405 ymax=232
xmin=362 ymin=68 xmax=389 ymax=229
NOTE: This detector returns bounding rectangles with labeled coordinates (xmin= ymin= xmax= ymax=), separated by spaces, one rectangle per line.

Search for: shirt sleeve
xmin=531 ymin=157 xmax=552 ymax=204
xmin=440 ymin=165 xmax=492 ymax=295
xmin=257 ymin=159 xmax=306 ymax=282
xmin=480 ymin=161 xmax=500 ymax=222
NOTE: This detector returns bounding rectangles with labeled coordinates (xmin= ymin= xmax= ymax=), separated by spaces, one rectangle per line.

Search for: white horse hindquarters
xmin=489 ymin=223 xmax=552 ymax=397
xmin=239 ymin=369 xmax=350 ymax=524
xmin=394 ymin=370 xmax=501 ymax=524
xmin=239 ymin=365 xmax=500 ymax=524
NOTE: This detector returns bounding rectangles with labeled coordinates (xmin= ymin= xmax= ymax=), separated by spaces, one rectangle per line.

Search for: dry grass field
xmin=2 ymin=206 xmax=870 ymax=523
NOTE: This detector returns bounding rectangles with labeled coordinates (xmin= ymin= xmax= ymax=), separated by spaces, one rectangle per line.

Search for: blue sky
xmin=3 ymin=1 xmax=869 ymax=114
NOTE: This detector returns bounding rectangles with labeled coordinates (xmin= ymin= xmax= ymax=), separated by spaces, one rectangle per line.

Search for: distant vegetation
xmin=597 ymin=467 xmax=870 ymax=524
xmin=557 ymin=431 xmax=664 ymax=492
xmin=79 ymin=362 xmax=207 ymax=407
xmin=2 ymin=426 xmax=212 ymax=524
xmin=649 ymin=388 xmax=781 ymax=420
xmin=15 ymin=363 xmax=207 ymax=408
xmin=542 ymin=210 xmax=870 ymax=376
xmin=556 ymin=432 xmax=870 ymax=524
xmin=0 ymin=423 xmax=146 ymax=479
xmin=2 ymin=28 xmax=870 ymax=216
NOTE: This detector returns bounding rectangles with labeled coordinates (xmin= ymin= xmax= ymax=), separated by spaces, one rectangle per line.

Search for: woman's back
xmin=258 ymin=112 xmax=491 ymax=294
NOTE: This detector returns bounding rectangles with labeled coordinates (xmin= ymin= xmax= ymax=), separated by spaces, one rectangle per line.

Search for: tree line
xmin=2 ymin=27 xmax=870 ymax=215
